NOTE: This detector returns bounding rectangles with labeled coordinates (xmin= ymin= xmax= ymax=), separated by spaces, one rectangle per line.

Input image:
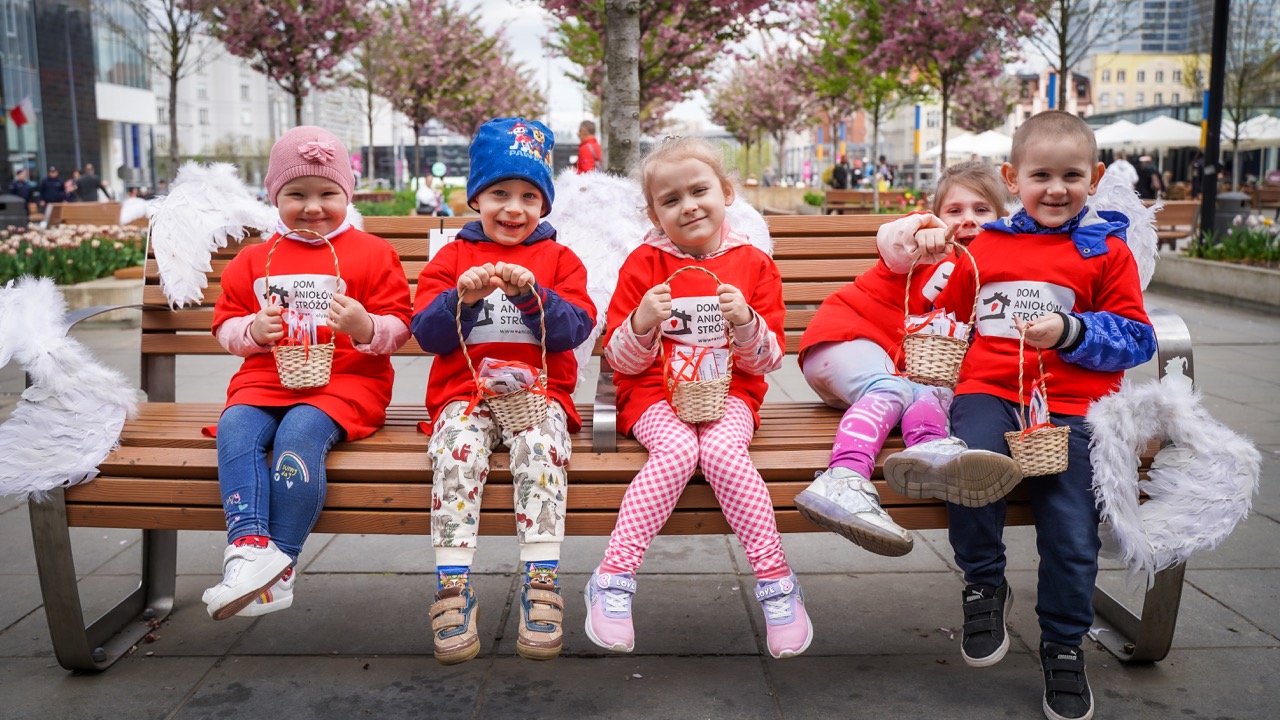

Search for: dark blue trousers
xmin=946 ymin=393 xmax=1100 ymax=646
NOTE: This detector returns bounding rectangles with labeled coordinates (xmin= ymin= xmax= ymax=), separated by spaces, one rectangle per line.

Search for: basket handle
xmin=903 ymin=225 xmax=979 ymax=330
xmin=657 ymin=264 xmax=737 ymax=375
xmin=263 ymin=227 xmax=343 ymax=341
xmin=454 ymin=280 xmax=549 ymax=397
xmin=1014 ymin=324 xmax=1052 ymax=435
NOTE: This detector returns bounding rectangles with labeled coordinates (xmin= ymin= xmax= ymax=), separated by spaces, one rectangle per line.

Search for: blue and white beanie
xmin=467 ymin=117 xmax=556 ymax=217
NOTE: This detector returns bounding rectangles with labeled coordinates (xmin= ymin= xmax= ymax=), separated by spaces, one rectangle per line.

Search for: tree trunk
xmin=293 ymin=91 xmax=304 ymax=127
xmin=871 ymin=104 xmax=881 ymax=212
xmin=940 ymin=84 xmax=951 ymax=172
xmin=366 ymin=87 xmax=375 ymax=190
xmin=168 ymin=64 xmax=180 ymax=179
xmin=603 ymin=0 xmax=640 ymax=174
xmin=1058 ymin=61 xmax=1070 ymax=112
xmin=412 ymin=122 xmax=422 ymax=187
xmin=775 ymin=132 xmax=785 ymax=187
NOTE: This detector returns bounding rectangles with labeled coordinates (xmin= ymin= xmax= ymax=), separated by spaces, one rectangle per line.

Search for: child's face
xmin=936 ymin=185 xmax=999 ymax=244
xmin=474 ymin=179 xmax=543 ymax=246
xmin=1001 ymin=137 xmax=1104 ymax=229
xmin=646 ymin=157 xmax=734 ymax=255
xmin=276 ymin=176 xmax=347 ymax=236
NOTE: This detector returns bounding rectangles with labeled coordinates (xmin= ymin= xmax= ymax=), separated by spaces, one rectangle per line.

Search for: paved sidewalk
xmin=0 ymin=289 xmax=1277 ymax=719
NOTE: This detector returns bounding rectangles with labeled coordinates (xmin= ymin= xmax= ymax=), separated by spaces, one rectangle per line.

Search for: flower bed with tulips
xmin=1188 ymin=213 xmax=1279 ymax=269
xmin=0 ymin=225 xmax=147 ymax=285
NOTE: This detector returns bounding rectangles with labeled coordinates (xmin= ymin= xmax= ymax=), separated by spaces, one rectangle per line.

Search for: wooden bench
xmin=1257 ymin=185 xmax=1280 ymax=220
xmin=44 ymin=202 xmax=146 ymax=228
xmin=822 ymin=189 xmax=906 ymax=214
xmin=1151 ymin=200 xmax=1200 ymax=250
xmin=29 ymin=214 xmax=1194 ymax=671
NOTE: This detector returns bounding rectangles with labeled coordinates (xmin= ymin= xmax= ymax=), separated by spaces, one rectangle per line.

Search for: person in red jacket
xmin=580 ymin=137 xmax=812 ymax=660
xmin=574 ymin=120 xmax=601 ymax=173
xmin=886 ymin=111 xmax=1156 ymax=720
xmin=411 ymin=117 xmax=596 ymax=665
xmin=202 ymin=126 xmax=413 ymax=622
xmin=794 ymin=163 xmax=1013 ymax=557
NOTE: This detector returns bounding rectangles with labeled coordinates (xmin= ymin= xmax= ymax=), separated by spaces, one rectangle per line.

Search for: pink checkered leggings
xmin=601 ymin=396 xmax=790 ymax=580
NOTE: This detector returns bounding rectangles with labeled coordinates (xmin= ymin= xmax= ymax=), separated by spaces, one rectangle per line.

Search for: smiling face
xmin=936 ymin=184 xmax=1001 ymax=244
xmin=276 ymin=176 xmax=348 ymax=236
xmin=646 ymin=157 xmax=735 ymax=256
xmin=474 ymin=178 xmax=543 ymax=246
xmin=1001 ymin=136 xmax=1104 ymax=229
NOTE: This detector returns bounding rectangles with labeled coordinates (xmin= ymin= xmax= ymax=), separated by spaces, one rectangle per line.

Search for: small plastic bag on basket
xmin=477 ymin=357 xmax=540 ymax=397
xmin=905 ymin=308 xmax=970 ymax=339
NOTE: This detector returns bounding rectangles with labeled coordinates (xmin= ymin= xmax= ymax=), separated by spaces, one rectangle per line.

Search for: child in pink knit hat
xmin=201 ymin=126 xmax=412 ymax=621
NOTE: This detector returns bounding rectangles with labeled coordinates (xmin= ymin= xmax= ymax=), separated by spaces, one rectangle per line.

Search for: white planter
xmin=58 ymin=276 xmax=143 ymax=325
xmin=1151 ymin=254 xmax=1280 ymax=310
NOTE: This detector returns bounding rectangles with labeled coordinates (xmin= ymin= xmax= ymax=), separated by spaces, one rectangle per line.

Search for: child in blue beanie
xmin=410 ymin=117 xmax=596 ymax=665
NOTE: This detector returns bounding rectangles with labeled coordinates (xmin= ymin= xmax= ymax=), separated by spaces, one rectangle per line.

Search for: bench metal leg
xmin=1089 ymin=306 xmax=1194 ymax=663
xmin=29 ymin=489 xmax=176 ymax=671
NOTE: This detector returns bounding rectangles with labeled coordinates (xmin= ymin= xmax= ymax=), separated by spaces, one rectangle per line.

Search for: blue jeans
xmin=946 ymin=393 xmax=1099 ymax=646
xmin=216 ymin=404 xmax=345 ymax=561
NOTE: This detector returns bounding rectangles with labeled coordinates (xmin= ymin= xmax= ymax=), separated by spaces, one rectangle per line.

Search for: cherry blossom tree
xmin=189 ymin=0 xmax=375 ymax=127
xmin=713 ymin=47 xmax=813 ymax=182
xmin=542 ymin=1 xmax=787 ymax=134
xmin=869 ymin=0 xmax=1039 ymax=169
xmin=436 ymin=45 xmax=547 ymax=138
xmin=952 ymin=73 xmax=1018 ymax=134
xmin=340 ymin=5 xmax=393 ymax=189
xmin=707 ymin=67 xmax=757 ymax=176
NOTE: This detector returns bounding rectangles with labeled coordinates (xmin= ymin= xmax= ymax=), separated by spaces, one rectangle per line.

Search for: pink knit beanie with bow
xmin=264 ymin=126 xmax=354 ymax=205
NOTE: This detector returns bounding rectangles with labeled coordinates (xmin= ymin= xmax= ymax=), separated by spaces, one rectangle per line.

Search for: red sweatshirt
xmin=210 ymin=228 xmax=413 ymax=440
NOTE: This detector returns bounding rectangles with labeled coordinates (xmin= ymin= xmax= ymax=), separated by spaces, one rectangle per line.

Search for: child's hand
xmin=631 ymin=283 xmax=672 ymax=335
xmin=1015 ymin=314 xmax=1065 ymax=349
xmin=327 ymin=294 xmax=374 ymax=344
xmin=493 ymin=261 xmax=536 ymax=296
xmin=717 ymin=284 xmax=753 ymax=327
xmin=457 ymin=263 xmax=497 ymax=305
xmin=909 ymin=221 xmax=956 ymax=265
xmin=250 ymin=304 xmax=285 ymax=345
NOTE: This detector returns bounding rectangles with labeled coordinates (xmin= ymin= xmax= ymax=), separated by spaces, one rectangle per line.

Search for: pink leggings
xmin=601 ymin=396 xmax=790 ymax=580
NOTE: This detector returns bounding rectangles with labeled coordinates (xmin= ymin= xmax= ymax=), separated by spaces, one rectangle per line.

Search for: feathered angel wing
xmin=726 ymin=194 xmax=773 ymax=257
xmin=119 ymin=196 xmax=150 ymax=225
xmin=148 ymin=162 xmax=278 ymax=308
xmin=1092 ymin=172 xmax=1160 ymax=289
xmin=546 ymin=170 xmax=650 ymax=387
xmin=0 ymin=277 xmax=139 ymax=501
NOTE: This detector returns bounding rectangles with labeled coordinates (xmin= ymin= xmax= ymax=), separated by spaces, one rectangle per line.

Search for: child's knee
xmin=863 ymin=377 xmax=912 ymax=409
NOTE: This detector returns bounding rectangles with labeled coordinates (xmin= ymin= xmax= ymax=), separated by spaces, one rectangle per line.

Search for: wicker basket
xmin=901 ymin=240 xmax=979 ymax=388
xmin=660 ymin=266 xmax=734 ymax=424
xmin=265 ymin=228 xmax=340 ymax=390
xmin=456 ymin=285 xmax=549 ymax=434
xmin=1003 ymin=328 xmax=1070 ymax=477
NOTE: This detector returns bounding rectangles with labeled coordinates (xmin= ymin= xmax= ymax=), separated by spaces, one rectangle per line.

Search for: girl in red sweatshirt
xmin=582 ymin=137 xmax=812 ymax=660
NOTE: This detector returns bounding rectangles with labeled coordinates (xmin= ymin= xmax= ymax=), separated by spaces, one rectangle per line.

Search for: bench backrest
xmin=138 ymin=214 xmax=897 ymax=398
xmin=46 ymin=202 xmax=144 ymax=227
xmin=1153 ymin=200 xmax=1200 ymax=228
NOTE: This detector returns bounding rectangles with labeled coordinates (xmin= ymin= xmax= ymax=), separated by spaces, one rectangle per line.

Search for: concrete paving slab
xmin=497 ymin=574 xmax=758 ymax=657
xmin=1187 ymin=513 xmax=1280 ymax=569
xmin=172 ymin=655 xmax=483 ymax=720
xmin=1091 ymin=646 xmax=1280 ymax=719
xmin=1095 ymin=569 xmax=1277 ymax=649
xmin=0 ymin=656 xmax=216 ymax=720
xmin=475 ymin=656 xmax=776 ymax=719
xmin=729 ymin=530 xmax=957 ymax=574
xmin=233 ymin=573 xmax=511 ymax=657
xmin=1 ymin=506 xmax=141 ymax=579
xmin=1183 ymin=568 xmax=1280 ymax=639
xmin=0 ymin=577 xmax=42 ymax=637
xmin=0 ymin=574 xmax=143 ymax=658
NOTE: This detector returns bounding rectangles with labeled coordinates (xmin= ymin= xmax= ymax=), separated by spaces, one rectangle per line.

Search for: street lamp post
xmin=1198 ymin=0 xmax=1230 ymax=241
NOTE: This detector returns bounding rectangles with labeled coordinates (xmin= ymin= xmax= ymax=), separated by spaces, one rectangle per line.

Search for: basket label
xmin=919 ymin=261 xmax=955 ymax=303
xmin=974 ymin=281 xmax=1075 ymax=340
xmin=465 ymin=295 xmax=539 ymax=346
xmin=662 ymin=296 xmax=728 ymax=347
xmin=255 ymin=274 xmax=346 ymax=326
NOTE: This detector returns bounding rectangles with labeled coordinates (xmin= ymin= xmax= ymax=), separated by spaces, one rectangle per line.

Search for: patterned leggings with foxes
xmin=428 ymin=399 xmax=572 ymax=567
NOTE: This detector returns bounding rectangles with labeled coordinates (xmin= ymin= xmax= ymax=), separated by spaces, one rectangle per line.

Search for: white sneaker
xmin=883 ymin=437 xmax=1022 ymax=508
xmin=236 ymin=568 xmax=296 ymax=617
xmin=202 ymin=539 xmax=293 ymax=621
xmin=794 ymin=467 xmax=913 ymax=556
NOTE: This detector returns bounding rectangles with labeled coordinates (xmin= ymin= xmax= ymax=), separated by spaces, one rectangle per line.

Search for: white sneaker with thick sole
xmin=884 ymin=437 xmax=1023 ymax=508
xmin=794 ymin=467 xmax=913 ymax=556
xmin=202 ymin=540 xmax=293 ymax=621
xmin=236 ymin=569 xmax=296 ymax=617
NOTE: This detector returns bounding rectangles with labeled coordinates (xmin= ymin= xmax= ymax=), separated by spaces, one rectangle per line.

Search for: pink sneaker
xmin=583 ymin=569 xmax=637 ymax=653
xmin=755 ymin=574 xmax=813 ymax=658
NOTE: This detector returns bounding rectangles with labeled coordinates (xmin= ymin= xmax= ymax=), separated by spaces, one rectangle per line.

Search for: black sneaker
xmin=960 ymin=581 xmax=1012 ymax=667
xmin=1041 ymin=642 xmax=1093 ymax=720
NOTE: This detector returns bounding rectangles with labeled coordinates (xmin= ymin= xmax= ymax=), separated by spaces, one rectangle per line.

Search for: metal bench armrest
xmin=592 ymin=355 xmax=618 ymax=452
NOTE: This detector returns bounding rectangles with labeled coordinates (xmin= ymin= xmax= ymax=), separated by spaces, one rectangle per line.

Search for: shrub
xmin=0 ymin=225 xmax=147 ymax=285
xmin=354 ymin=190 xmax=416 ymax=217
xmin=1187 ymin=213 xmax=1279 ymax=267
xmin=803 ymin=191 xmax=823 ymax=207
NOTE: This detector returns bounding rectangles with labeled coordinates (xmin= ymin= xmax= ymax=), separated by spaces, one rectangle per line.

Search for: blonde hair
xmin=637 ymin=136 xmax=734 ymax=210
xmin=931 ymin=161 xmax=1009 ymax=217
xmin=1010 ymin=110 xmax=1097 ymax=166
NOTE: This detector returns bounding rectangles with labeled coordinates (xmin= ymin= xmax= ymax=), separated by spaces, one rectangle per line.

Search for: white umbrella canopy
xmin=923 ymin=132 xmax=975 ymax=159
xmin=1222 ymin=115 xmax=1280 ymax=150
xmin=923 ymin=130 xmax=1012 ymax=159
xmin=1093 ymin=119 xmax=1140 ymax=148
xmin=1130 ymin=116 xmax=1202 ymax=149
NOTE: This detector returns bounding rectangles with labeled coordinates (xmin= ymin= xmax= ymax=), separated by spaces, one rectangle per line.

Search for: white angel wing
xmin=1092 ymin=172 xmax=1160 ymax=289
xmin=119 ymin=196 xmax=149 ymax=225
xmin=726 ymin=193 xmax=773 ymax=256
xmin=148 ymin=162 xmax=277 ymax=308
xmin=0 ymin=277 xmax=139 ymax=501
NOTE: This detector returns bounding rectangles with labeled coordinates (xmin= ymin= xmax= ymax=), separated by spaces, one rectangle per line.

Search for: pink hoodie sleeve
xmin=603 ymin=311 xmax=661 ymax=375
xmin=730 ymin=311 xmax=784 ymax=375
xmin=216 ymin=315 xmax=273 ymax=357
xmin=352 ymin=314 xmax=410 ymax=355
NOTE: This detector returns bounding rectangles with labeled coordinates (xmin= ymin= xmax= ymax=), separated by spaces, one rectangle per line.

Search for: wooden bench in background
xmin=44 ymin=202 xmax=147 ymax=228
xmin=1257 ymin=185 xmax=1280 ymax=220
xmin=822 ymin=189 xmax=906 ymax=214
xmin=29 ymin=214 xmax=1194 ymax=671
xmin=1151 ymin=200 xmax=1200 ymax=250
